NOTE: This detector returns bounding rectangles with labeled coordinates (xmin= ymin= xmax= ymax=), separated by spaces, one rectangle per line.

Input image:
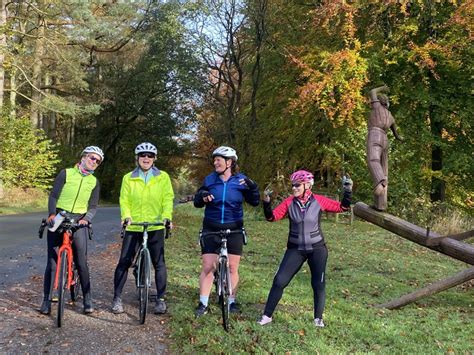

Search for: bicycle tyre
xmin=138 ymin=249 xmax=151 ymax=324
xmin=218 ymin=259 xmax=230 ymax=331
xmin=213 ymin=270 xmax=220 ymax=303
xmin=70 ymin=266 xmax=81 ymax=302
xmin=57 ymin=250 xmax=68 ymax=328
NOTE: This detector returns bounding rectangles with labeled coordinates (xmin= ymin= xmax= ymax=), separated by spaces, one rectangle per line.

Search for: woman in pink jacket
xmin=258 ymin=170 xmax=352 ymax=327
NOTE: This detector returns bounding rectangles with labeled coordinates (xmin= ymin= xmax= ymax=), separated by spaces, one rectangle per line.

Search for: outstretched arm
xmin=369 ymin=85 xmax=389 ymax=102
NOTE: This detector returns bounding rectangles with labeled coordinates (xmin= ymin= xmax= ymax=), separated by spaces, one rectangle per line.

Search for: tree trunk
xmin=30 ymin=13 xmax=45 ymax=128
xmin=0 ymin=0 xmax=6 ymax=110
xmin=430 ymin=116 xmax=445 ymax=202
xmin=377 ymin=266 xmax=474 ymax=309
xmin=353 ymin=202 xmax=474 ymax=265
xmin=9 ymin=66 xmax=16 ymax=117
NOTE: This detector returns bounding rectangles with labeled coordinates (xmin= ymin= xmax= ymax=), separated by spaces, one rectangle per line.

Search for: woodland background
xmin=0 ymin=0 xmax=472 ymax=225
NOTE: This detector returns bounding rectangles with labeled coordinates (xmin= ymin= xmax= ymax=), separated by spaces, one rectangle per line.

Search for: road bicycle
xmin=120 ymin=221 xmax=170 ymax=324
xmin=38 ymin=213 xmax=93 ymax=328
xmin=199 ymin=228 xmax=247 ymax=331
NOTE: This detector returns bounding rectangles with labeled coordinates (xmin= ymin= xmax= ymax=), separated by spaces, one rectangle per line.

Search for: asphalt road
xmin=0 ymin=206 xmax=121 ymax=287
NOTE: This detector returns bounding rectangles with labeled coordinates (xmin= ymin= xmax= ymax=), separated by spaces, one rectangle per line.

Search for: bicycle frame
xmin=38 ymin=214 xmax=91 ymax=328
xmin=53 ymin=228 xmax=75 ymax=292
xmin=135 ymin=225 xmax=152 ymax=290
xmin=199 ymin=228 xmax=246 ymax=331
xmin=121 ymin=221 xmax=170 ymax=324
xmin=216 ymin=234 xmax=232 ymax=296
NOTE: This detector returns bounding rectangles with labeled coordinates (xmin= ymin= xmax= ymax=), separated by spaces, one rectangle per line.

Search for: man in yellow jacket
xmin=111 ymin=142 xmax=174 ymax=315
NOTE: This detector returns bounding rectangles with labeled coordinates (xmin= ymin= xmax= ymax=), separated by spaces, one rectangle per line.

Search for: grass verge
xmin=0 ymin=187 xmax=48 ymax=214
xmin=165 ymin=203 xmax=473 ymax=353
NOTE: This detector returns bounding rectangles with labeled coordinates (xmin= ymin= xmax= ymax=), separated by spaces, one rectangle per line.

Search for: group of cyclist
xmin=39 ymin=143 xmax=353 ymax=328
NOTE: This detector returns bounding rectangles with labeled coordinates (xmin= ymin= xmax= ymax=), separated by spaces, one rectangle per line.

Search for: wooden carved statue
xmin=367 ymin=85 xmax=403 ymax=211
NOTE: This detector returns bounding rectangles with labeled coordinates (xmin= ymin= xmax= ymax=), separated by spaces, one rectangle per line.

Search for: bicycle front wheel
xmin=218 ymin=258 xmax=230 ymax=331
xmin=56 ymin=250 xmax=68 ymax=328
xmin=138 ymin=249 xmax=151 ymax=324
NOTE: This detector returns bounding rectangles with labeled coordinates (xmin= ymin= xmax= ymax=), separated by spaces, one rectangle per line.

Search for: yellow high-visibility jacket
xmin=120 ymin=167 xmax=174 ymax=232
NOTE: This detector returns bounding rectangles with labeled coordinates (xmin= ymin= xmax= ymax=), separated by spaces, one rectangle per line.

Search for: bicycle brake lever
xmin=88 ymin=225 xmax=94 ymax=240
xmin=38 ymin=219 xmax=47 ymax=239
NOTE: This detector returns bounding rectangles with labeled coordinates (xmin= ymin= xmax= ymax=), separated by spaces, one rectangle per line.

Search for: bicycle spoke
xmin=219 ymin=260 xmax=230 ymax=331
xmin=138 ymin=249 xmax=151 ymax=324
xmin=70 ymin=267 xmax=81 ymax=303
xmin=57 ymin=251 xmax=68 ymax=328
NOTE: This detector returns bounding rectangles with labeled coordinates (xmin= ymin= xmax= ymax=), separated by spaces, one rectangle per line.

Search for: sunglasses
xmin=138 ymin=153 xmax=156 ymax=159
xmin=88 ymin=156 xmax=102 ymax=164
xmin=292 ymin=183 xmax=302 ymax=188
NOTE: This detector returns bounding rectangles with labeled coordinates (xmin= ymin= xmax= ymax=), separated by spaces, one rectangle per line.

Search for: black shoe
xmin=39 ymin=299 xmax=51 ymax=315
xmin=83 ymin=294 xmax=94 ymax=314
xmin=229 ymin=302 xmax=241 ymax=313
xmin=195 ymin=302 xmax=209 ymax=317
xmin=154 ymin=299 xmax=167 ymax=314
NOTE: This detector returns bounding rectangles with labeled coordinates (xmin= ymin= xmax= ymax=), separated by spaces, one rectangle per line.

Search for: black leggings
xmin=263 ymin=245 xmax=328 ymax=319
xmin=43 ymin=228 xmax=90 ymax=299
xmin=113 ymin=229 xmax=167 ymax=299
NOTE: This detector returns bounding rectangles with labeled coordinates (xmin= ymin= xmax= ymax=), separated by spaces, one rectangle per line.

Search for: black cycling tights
xmin=263 ymin=245 xmax=328 ymax=319
xmin=113 ymin=229 xmax=167 ymax=299
xmin=43 ymin=228 xmax=90 ymax=298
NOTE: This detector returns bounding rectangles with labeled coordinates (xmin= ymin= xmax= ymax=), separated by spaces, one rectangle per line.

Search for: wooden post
xmin=377 ymin=267 xmax=474 ymax=309
xmin=353 ymin=202 xmax=474 ymax=265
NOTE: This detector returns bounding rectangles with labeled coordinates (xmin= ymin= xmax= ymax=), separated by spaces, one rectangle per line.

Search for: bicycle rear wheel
xmin=138 ymin=249 xmax=151 ymax=324
xmin=56 ymin=250 xmax=68 ymax=328
xmin=218 ymin=258 xmax=230 ymax=331
xmin=70 ymin=266 xmax=81 ymax=302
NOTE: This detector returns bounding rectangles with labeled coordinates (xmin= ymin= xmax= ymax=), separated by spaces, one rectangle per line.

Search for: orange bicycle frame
xmin=53 ymin=230 xmax=74 ymax=291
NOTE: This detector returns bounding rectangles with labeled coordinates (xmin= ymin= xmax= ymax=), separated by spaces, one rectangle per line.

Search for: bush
xmin=0 ymin=115 xmax=59 ymax=190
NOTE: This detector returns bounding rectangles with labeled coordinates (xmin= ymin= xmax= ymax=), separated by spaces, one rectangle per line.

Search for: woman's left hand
xmin=78 ymin=219 xmax=89 ymax=225
xmin=239 ymin=178 xmax=257 ymax=189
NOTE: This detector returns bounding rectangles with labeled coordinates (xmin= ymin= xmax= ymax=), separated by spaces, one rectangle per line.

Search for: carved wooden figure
xmin=367 ymin=85 xmax=403 ymax=211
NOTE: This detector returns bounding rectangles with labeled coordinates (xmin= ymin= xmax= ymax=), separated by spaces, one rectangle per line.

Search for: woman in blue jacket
xmin=193 ymin=146 xmax=260 ymax=316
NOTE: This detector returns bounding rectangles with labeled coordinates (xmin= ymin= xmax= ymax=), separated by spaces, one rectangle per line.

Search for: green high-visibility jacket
xmin=56 ymin=167 xmax=97 ymax=214
xmin=120 ymin=167 xmax=174 ymax=232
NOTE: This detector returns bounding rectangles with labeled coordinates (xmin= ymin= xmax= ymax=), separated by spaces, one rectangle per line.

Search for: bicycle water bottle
xmin=48 ymin=211 xmax=66 ymax=232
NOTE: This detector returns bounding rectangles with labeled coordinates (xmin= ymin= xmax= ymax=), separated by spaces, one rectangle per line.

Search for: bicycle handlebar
xmin=38 ymin=217 xmax=92 ymax=239
xmin=199 ymin=228 xmax=248 ymax=245
xmin=120 ymin=220 xmax=171 ymax=239
xmin=199 ymin=229 xmax=242 ymax=237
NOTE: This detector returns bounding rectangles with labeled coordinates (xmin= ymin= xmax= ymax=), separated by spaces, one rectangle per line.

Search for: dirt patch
xmin=0 ymin=242 xmax=170 ymax=353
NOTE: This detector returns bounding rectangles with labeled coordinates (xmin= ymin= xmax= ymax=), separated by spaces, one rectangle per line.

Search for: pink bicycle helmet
xmin=290 ymin=170 xmax=314 ymax=184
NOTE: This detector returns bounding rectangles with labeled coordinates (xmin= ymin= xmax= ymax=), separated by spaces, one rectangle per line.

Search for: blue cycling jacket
xmin=194 ymin=172 xmax=260 ymax=224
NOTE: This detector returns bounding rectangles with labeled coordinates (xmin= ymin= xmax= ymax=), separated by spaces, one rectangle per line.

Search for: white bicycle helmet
xmin=135 ymin=142 xmax=157 ymax=155
xmin=212 ymin=146 xmax=238 ymax=161
xmin=81 ymin=146 xmax=104 ymax=160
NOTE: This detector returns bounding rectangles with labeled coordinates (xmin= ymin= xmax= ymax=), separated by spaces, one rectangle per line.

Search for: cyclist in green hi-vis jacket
xmin=111 ymin=142 xmax=174 ymax=315
xmin=39 ymin=146 xmax=104 ymax=316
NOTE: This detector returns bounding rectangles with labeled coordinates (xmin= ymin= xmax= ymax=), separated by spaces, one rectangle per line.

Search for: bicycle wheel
xmin=70 ymin=266 xmax=81 ymax=302
xmin=56 ymin=250 xmax=68 ymax=328
xmin=138 ymin=249 xmax=151 ymax=324
xmin=218 ymin=259 xmax=230 ymax=331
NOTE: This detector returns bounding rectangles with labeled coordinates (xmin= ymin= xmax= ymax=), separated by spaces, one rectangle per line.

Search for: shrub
xmin=0 ymin=115 xmax=59 ymax=190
